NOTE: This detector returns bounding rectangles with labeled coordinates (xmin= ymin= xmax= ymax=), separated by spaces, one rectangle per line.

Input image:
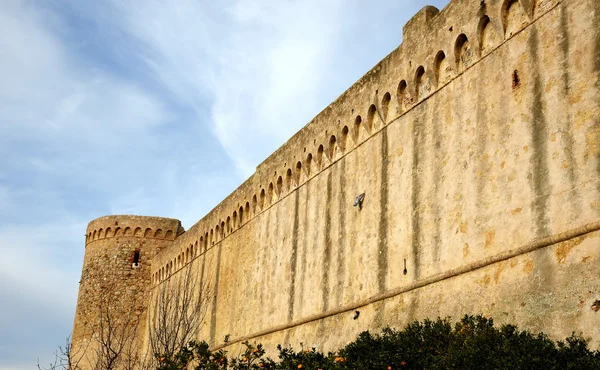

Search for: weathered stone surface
xmin=72 ymin=0 xmax=600 ymax=364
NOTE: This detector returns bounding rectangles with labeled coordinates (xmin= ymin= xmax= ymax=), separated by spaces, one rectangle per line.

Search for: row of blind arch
xmin=86 ymin=226 xmax=175 ymax=244
xmin=153 ymin=0 xmax=535 ymax=285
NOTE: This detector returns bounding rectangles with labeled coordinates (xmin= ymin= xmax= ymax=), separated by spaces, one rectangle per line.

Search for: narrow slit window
xmin=133 ymin=250 xmax=140 ymax=267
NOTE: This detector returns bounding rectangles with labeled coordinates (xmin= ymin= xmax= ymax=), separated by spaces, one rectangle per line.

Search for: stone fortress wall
xmin=73 ymin=0 xmax=600 ymax=361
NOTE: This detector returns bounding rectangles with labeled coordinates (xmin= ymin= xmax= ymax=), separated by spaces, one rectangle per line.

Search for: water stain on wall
xmin=411 ymin=115 xmax=424 ymax=281
xmin=209 ymin=244 xmax=223 ymax=346
xmin=322 ymin=171 xmax=333 ymax=312
xmin=431 ymin=95 xmax=442 ymax=265
xmin=298 ymin=185 xmax=310 ymax=316
xmin=288 ymin=191 xmax=300 ymax=322
xmin=558 ymin=2 xmax=579 ymax=213
xmin=594 ymin=0 xmax=600 ymax=186
xmin=527 ymin=27 xmax=552 ymax=238
xmin=336 ymin=158 xmax=347 ymax=307
xmin=378 ymin=128 xmax=390 ymax=292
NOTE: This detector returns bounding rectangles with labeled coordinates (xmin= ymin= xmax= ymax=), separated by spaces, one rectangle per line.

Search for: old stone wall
xmin=73 ymin=0 xmax=600 ymax=363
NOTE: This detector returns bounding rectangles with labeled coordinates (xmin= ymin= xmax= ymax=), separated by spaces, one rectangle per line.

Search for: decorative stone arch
xmin=115 ymin=227 xmax=123 ymax=237
xmin=267 ymin=182 xmax=274 ymax=204
xmin=479 ymin=15 xmax=501 ymax=56
xmin=92 ymin=230 xmax=97 ymax=241
xmin=244 ymin=202 xmax=250 ymax=221
xmin=285 ymin=168 xmax=293 ymax=191
xmin=366 ymin=104 xmax=377 ymax=130
xmin=124 ymin=227 xmax=132 ymax=236
xmin=165 ymin=230 xmax=173 ymax=239
xmin=341 ymin=125 xmax=349 ymax=149
xmin=381 ymin=92 xmax=391 ymax=121
xmin=154 ymin=229 xmax=163 ymax=239
xmin=414 ymin=65 xmax=427 ymax=101
xmin=226 ymin=216 xmax=231 ymax=234
xmin=233 ymin=211 xmax=238 ymax=229
xmin=397 ymin=80 xmax=409 ymax=113
xmin=105 ymin=227 xmax=112 ymax=238
xmin=317 ymin=145 xmax=324 ymax=170
xmin=252 ymin=194 xmax=258 ymax=215
xmin=434 ymin=51 xmax=451 ymax=86
xmin=502 ymin=0 xmax=529 ymax=38
xmin=260 ymin=189 xmax=266 ymax=210
xmin=144 ymin=228 xmax=152 ymax=237
xmin=353 ymin=116 xmax=363 ymax=141
xmin=295 ymin=161 xmax=302 ymax=185
xmin=133 ymin=227 xmax=142 ymax=237
xmin=455 ymin=34 xmax=472 ymax=72
xmin=328 ymin=135 xmax=337 ymax=160
xmin=305 ymin=153 xmax=313 ymax=177
xmin=220 ymin=221 xmax=225 ymax=238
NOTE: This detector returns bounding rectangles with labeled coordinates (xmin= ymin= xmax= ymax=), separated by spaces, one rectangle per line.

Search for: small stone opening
xmin=132 ymin=249 xmax=140 ymax=268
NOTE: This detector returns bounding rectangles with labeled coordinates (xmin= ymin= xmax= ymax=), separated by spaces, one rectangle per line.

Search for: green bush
xmin=157 ymin=315 xmax=600 ymax=370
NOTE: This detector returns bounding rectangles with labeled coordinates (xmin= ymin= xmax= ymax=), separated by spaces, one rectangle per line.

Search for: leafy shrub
xmin=157 ymin=315 xmax=600 ymax=370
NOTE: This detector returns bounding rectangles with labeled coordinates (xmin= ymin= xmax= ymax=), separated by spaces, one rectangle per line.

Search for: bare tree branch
xmin=146 ymin=258 xmax=212 ymax=368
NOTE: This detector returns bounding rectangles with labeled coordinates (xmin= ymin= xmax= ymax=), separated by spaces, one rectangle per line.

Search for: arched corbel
xmin=518 ymin=0 xmax=535 ymax=19
xmin=488 ymin=2 xmax=506 ymax=39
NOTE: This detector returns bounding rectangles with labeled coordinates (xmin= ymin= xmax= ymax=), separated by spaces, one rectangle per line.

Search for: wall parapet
xmin=85 ymin=215 xmax=184 ymax=245
xmin=153 ymin=0 xmax=560 ymax=281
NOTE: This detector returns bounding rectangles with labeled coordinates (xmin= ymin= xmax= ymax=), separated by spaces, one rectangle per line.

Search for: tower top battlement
xmin=85 ymin=215 xmax=183 ymax=245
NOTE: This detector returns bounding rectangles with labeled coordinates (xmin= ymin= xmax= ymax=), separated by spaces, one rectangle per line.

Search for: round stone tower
xmin=71 ymin=215 xmax=183 ymax=368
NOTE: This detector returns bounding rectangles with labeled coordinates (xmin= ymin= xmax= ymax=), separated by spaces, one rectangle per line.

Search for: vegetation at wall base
xmin=156 ymin=315 xmax=600 ymax=370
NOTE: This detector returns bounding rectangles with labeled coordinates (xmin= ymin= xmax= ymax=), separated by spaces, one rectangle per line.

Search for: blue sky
xmin=0 ymin=1 xmax=449 ymax=369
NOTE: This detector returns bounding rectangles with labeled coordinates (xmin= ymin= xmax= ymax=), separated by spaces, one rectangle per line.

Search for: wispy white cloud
xmin=93 ymin=0 xmax=347 ymax=176
xmin=0 ymin=0 xmax=450 ymax=369
xmin=0 ymin=1 xmax=230 ymax=368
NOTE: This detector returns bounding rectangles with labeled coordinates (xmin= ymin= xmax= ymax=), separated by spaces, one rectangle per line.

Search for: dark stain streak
xmin=259 ymin=209 xmax=270 ymax=325
xmin=431 ymin=96 xmax=442 ymax=263
xmin=558 ymin=3 xmax=579 ymax=213
xmin=209 ymin=244 xmax=223 ymax=346
xmin=476 ymin=56 xmax=487 ymax=213
xmin=594 ymin=0 xmax=600 ymax=186
xmin=528 ymin=27 xmax=551 ymax=238
xmin=199 ymin=253 xmax=206 ymax=307
xmin=288 ymin=191 xmax=300 ymax=322
xmin=322 ymin=171 xmax=333 ymax=312
xmin=272 ymin=206 xmax=279 ymax=289
xmin=411 ymin=117 xmax=423 ymax=281
xmin=336 ymin=159 xmax=347 ymax=307
xmin=378 ymin=128 xmax=389 ymax=292
xmin=299 ymin=185 xmax=310 ymax=314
